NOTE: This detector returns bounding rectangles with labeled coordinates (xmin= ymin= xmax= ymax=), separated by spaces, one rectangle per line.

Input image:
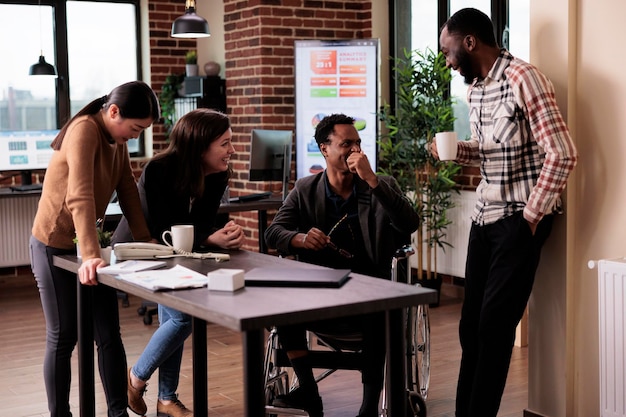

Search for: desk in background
xmin=53 ymin=250 xmax=437 ymax=417
xmin=105 ymin=196 xmax=284 ymax=253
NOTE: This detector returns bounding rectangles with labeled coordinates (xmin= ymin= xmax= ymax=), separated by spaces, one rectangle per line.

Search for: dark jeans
xmin=455 ymin=212 xmax=553 ymax=417
xmin=276 ymin=312 xmax=386 ymax=388
xmin=29 ymin=236 xmax=129 ymax=417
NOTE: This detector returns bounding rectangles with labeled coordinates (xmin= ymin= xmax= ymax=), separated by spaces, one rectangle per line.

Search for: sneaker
xmin=157 ymin=398 xmax=193 ymax=417
xmin=272 ymin=387 xmax=323 ymax=417
xmin=127 ymin=368 xmax=147 ymax=416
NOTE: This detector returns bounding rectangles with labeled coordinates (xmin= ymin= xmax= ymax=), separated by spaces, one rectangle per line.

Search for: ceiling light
xmin=30 ymin=55 xmax=57 ymax=76
xmin=171 ymin=0 xmax=210 ymax=38
xmin=29 ymin=0 xmax=57 ymax=77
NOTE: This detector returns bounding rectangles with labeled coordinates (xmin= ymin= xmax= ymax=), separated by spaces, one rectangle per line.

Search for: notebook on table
xmin=244 ymin=267 xmax=351 ymax=288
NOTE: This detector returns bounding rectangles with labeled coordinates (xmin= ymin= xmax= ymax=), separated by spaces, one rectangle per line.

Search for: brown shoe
xmin=127 ymin=368 xmax=147 ymax=416
xmin=157 ymin=398 xmax=193 ymax=417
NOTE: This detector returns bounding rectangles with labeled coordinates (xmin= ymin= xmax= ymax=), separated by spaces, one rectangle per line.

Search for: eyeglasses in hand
xmin=326 ymin=213 xmax=354 ymax=259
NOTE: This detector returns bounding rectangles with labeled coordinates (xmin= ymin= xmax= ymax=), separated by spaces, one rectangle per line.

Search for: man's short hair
xmin=314 ymin=113 xmax=355 ymax=147
xmin=443 ymin=7 xmax=498 ymax=48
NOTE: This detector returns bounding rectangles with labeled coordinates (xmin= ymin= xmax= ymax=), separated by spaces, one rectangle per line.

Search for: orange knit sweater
xmin=32 ymin=112 xmax=150 ymax=260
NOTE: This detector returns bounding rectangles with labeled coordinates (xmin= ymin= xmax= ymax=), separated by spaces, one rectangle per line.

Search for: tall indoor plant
xmin=378 ymin=48 xmax=461 ymax=288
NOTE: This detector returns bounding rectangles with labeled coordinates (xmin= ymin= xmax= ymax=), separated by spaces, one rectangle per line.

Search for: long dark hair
xmin=152 ymin=108 xmax=231 ymax=198
xmin=51 ymin=80 xmax=160 ymax=150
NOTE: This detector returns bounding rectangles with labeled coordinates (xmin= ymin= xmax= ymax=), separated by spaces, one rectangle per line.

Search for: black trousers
xmin=455 ymin=212 xmax=553 ymax=417
xmin=276 ymin=312 xmax=386 ymax=388
xmin=30 ymin=236 xmax=129 ymax=417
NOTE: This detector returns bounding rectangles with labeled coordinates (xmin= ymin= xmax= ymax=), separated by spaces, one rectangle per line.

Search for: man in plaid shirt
xmin=435 ymin=8 xmax=578 ymax=417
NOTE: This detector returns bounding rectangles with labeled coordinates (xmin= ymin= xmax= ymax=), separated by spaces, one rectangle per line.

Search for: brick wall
xmin=126 ymin=0 xmax=199 ymax=174
xmin=143 ymin=0 xmax=479 ymax=251
xmin=221 ymin=0 xmax=373 ymax=249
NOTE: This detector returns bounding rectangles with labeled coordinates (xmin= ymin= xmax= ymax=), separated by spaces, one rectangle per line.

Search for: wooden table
xmin=53 ymin=250 xmax=437 ymax=417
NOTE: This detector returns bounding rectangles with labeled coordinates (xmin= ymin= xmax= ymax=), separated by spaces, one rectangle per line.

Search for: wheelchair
xmin=263 ymin=245 xmax=431 ymax=417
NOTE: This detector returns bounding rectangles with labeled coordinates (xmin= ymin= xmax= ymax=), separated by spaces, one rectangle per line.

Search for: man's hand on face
xmin=346 ymin=151 xmax=378 ymax=188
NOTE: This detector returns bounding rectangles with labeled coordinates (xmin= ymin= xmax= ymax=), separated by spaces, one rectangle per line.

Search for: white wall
xmin=527 ymin=1 xmax=572 ymax=415
xmin=372 ymin=2 xmax=390 ymax=108
xmin=572 ymin=0 xmax=626 ymax=416
xmin=197 ymin=1 xmax=226 ymax=78
xmin=529 ymin=0 xmax=626 ymax=416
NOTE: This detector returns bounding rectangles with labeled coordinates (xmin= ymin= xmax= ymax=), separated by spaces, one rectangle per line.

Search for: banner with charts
xmin=294 ymin=39 xmax=379 ymax=179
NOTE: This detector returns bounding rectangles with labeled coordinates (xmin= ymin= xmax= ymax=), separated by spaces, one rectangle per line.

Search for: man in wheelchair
xmin=265 ymin=113 xmax=420 ymax=417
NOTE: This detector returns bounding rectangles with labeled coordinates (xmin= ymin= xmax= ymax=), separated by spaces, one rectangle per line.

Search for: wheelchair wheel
xmin=407 ymin=391 xmax=427 ymax=417
xmin=406 ymin=303 xmax=430 ymax=399
xmin=264 ymin=329 xmax=290 ymax=407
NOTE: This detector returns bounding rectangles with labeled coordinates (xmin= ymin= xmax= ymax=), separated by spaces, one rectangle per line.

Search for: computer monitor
xmin=0 ymin=129 xmax=58 ymax=190
xmin=249 ymin=129 xmax=293 ymax=199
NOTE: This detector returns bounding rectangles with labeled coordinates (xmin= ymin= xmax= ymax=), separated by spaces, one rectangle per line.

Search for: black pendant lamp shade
xmin=171 ymin=0 xmax=210 ymax=38
xmin=30 ymin=0 xmax=57 ymax=76
xmin=29 ymin=54 xmax=57 ymax=76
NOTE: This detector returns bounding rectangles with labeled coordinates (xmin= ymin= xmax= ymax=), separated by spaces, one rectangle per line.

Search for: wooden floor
xmin=0 ymin=273 xmax=527 ymax=417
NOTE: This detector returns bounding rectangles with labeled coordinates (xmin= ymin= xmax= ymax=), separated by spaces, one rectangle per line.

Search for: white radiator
xmin=592 ymin=258 xmax=626 ymax=417
xmin=0 ymin=194 xmax=39 ymax=267
xmin=410 ymin=190 xmax=474 ymax=278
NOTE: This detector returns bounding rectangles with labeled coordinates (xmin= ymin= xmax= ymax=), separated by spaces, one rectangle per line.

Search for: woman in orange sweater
xmin=30 ymin=81 xmax=160 ymax=417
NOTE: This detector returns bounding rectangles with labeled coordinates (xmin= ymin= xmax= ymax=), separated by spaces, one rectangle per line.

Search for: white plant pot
xmin=186 ymin=64 xmax=198 ymax=77
xmin=100 ymin=246 xmax=112 ymax=264
xmin=75 ymin=244 xmax=112 ymax=264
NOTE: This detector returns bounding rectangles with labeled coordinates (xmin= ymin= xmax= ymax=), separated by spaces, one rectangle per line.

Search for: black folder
xmin=244 ymin=267 xmax=351 ymax=288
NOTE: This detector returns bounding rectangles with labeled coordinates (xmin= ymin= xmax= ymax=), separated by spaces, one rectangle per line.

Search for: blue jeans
xmin=132 ymin=305 xmax=192 ymax=400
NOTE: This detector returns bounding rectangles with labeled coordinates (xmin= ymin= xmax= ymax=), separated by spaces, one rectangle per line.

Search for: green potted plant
xmin=159 ymin=73 xmax=185 ymax=140
xmin=73 ymin=220 xmax=113 ymax=262
xmin=378 ymin=48 xmax=461 ymax=305
xmin=185 ymin=50 xmax=198 ymax=76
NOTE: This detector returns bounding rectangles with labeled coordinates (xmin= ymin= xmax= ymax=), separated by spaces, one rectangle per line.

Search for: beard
xmin=457 ymin=48 xmax=476 ymax=85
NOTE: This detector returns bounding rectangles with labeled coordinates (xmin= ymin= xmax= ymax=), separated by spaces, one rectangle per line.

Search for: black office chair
xmin=137 ymin=301 xmax=158 ymax=325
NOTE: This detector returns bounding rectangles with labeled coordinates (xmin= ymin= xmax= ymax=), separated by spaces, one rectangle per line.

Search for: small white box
xmin=207 ymin=268 xmax=245 ymax=292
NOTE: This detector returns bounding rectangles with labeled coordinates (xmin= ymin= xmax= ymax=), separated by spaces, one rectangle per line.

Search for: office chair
xmin=137 ymin=301 xmax=158 ymax=325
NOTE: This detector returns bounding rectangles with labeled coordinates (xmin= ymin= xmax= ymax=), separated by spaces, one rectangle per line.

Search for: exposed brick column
xmin=128 ymin=0 xmax=198 ymax=174
xmin=222 ymin=0 xmax=373 ymax=251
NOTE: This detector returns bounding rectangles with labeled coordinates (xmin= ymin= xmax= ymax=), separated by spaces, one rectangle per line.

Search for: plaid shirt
xmin=456 ymin=50 xmax=578 ymax=226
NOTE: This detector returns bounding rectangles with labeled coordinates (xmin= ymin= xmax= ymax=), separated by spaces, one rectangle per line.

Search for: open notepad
xmin=109 ymin=265 xmax=209 ymax=291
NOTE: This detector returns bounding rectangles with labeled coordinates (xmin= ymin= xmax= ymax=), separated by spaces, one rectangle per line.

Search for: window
xmin=0 ymin=4 xmax=56 ymax=131
xmin=0 ymin=0 xmax=144 ymax=156
xmin=403 ymin=0 xmax=530 ymax=141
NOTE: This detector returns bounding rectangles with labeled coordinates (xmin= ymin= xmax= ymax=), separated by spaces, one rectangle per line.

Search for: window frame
xmin=0 ymin=0 xmax=145 ymax=156
xmin=389 ymin=0 xmax=512 ymax=109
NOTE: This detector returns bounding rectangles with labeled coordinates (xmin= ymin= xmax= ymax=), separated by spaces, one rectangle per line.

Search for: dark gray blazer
xmin=264 ymin=171 xmax=420 ymax=278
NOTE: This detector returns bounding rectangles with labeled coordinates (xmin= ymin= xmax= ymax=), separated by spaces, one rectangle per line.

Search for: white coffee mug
xmin=162 ymin=225 xmax=194 ymax=252
xmin=435 ymin=131 xmax=458 ymax=161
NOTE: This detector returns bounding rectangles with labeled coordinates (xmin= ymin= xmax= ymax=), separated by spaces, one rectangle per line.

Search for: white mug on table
xmin=435 ymin=131 xmax=458 ymax=161
xmin=162 ymin=225 xmax=194 ymax=252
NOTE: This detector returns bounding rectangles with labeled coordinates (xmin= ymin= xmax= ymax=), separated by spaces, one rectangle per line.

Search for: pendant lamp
xmin=30 ymin=55 xmax=57 ymax=76
xmin=29 ymin=0 xmax=57 ymax=76
xmin=171 ymin=0 xmax=211 ymax=38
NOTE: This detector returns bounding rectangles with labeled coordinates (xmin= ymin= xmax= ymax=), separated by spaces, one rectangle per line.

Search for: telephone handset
xmin=114 ymin=242 xmax=174 ymax=260
xmin=113 ymin=242 xmax=230 ymax=262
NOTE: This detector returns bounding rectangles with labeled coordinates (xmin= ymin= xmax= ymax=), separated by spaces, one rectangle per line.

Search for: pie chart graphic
xmin=311 ymin=113 xmax=326 ymax=128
